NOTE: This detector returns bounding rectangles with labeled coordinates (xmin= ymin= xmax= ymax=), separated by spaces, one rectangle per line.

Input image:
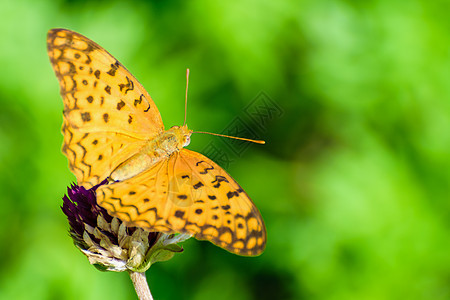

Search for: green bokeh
xmin=0 ymin=0 xmax=449 ymax=299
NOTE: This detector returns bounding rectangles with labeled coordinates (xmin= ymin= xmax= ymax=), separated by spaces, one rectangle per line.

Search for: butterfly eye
xmin=183 ymin=135 xmax=191 ymax=147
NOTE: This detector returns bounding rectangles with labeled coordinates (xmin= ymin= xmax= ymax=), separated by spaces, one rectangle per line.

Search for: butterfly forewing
xmin=47 ymin=29 xmax=164 ymax=187
xmin=97 ymin=149 xmax=266 ymax=256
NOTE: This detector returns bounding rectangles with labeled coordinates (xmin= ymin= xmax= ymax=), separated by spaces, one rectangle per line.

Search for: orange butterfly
xmin=47 ymin=29 xmax=266 ymax=256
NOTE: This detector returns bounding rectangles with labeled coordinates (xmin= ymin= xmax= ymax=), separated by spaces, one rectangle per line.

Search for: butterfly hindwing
xmin=172 ymin=149 xmax=266 ymax=256
xmin=97 ymin=149 xmax=266 ymax=256
xmin=47 ymin=29 xmax=165 ymax=187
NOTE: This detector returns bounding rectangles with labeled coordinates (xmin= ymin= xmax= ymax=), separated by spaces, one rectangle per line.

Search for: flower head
xmin=61 ymin=182 xmax=190 ymax=272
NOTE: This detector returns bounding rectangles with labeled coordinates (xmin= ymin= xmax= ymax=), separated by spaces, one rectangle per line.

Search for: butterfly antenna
xmin=183 ymin=68 xmax=189 ymax=126
xmin=193 ymin=131 xmax=265 ymax=144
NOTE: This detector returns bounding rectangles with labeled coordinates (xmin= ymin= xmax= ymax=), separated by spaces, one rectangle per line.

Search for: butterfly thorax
xmin=109 ymin=125 xmax=192 ymax=183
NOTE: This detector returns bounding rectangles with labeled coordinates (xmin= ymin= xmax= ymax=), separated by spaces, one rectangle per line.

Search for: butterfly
xmin=47 ymin=29 xmax=266 ymax=256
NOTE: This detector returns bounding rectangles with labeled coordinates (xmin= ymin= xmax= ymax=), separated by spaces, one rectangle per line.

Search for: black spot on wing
xmin=195 ymin=160 xmax=205 ymax=166
xmin=227 ymin=191 xmax=239 ymax=199
xmin=175 ymin=210 xmax=185 ymax=218
xmin=134 ymin=96 xmax=142 ymax=107
xmin=117 ymin=100 xmax=125 ymax=110
xmin=107 ymin=61 xmax=119 ymax=76
xmin=200 ymin=166 xmax=214 ymax=174
xmin=212 ymin=175 xmax=229 ymax=188
xmin=119 ymin=76 xmax=134 ymax=94
xmin=193 ymin=181 xmax=204 ymax=189
xmin=81 ymin=112 xmax=91 ymax=122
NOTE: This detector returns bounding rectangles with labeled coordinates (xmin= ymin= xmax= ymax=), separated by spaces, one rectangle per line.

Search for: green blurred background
xmin=0 ymin=0 xmax=449 ymax=299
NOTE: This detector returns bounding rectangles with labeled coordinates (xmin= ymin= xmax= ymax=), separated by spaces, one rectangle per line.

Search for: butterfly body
xmin=48 ymin=29 xmax=266 ymax=256
xmin=110 ymin=125 xmax=192 ymax=182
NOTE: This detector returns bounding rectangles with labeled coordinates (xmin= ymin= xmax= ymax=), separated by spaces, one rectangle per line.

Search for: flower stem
xmin=129 ymin=271 xmax=153 ymax=300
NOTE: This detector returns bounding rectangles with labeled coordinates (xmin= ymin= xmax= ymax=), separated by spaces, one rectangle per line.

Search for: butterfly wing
xmin=47 ymin=29 xmax=164 ymax=188
xmin=97 ymin=149 xmax=266 ymax=256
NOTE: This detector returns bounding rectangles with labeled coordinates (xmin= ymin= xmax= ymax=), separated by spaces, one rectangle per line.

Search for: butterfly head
xmin=169 ymin=125 xmax=193 ymax=148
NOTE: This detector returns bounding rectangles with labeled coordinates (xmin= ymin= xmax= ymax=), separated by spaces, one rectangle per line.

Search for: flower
xmin=61 ymin=181 xmax=190 ymax=272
